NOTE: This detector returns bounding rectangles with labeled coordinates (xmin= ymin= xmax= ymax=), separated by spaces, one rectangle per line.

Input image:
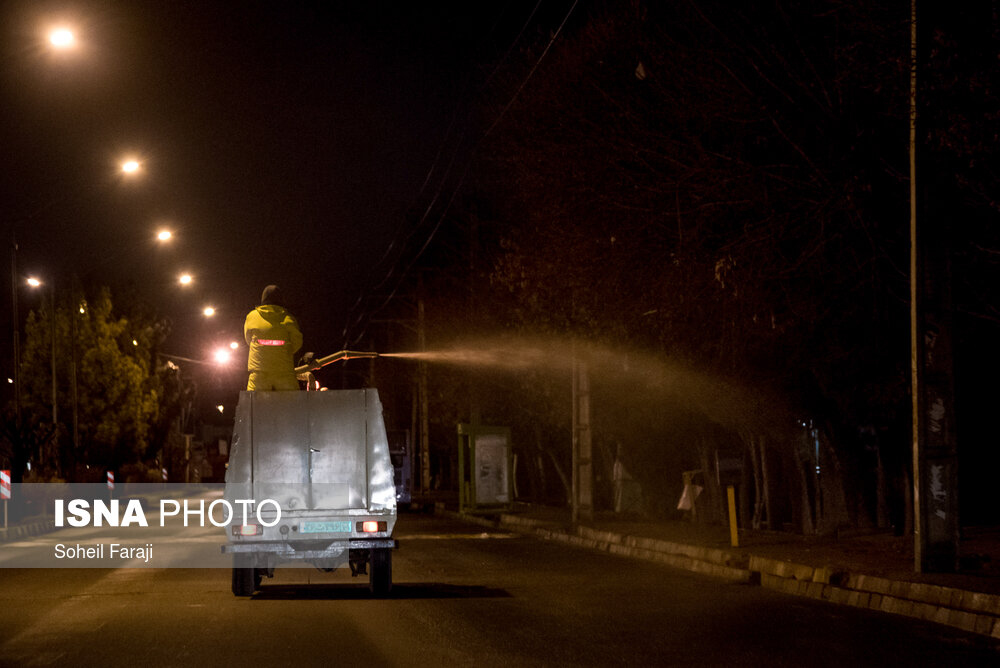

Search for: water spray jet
xmin=299 ymin=339 xmax=796 ymax=440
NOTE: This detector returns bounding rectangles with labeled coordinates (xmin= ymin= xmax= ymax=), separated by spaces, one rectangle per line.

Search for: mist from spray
xmin=381 ymin=345 xmax=573 ymax=373
xmin=381 ymin=337 xmax=794 ymax=438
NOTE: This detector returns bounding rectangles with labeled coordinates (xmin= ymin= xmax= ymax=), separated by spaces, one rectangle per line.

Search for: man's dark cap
xmin=260 ymin=285 xmax=283 ymax=306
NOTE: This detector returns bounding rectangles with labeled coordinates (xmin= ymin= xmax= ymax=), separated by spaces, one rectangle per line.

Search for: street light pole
xmin=71 ymin=296 xmax=80 ymax=463
xmin=48 ymin=280 xmax=57 ymax=473
xmin=7 ymin=24 xmax=86 ymax=428
xmin=26 ymin=276 xmax=58 ymax=472
xmin=10 ymin=236 xmax=21 ymax=427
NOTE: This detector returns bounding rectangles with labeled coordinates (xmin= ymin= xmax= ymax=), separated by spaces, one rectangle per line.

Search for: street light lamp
xmin=156 ymin=229 xmax=172 ymax=243
xmin=203 ymin=306 xmax=216 ymax=317
xmin=121 ymin=160 xmax=141 ymax=175
xmin=178 ymin=273 xmax=193 ymax=286
xmin=48 ymin=28 xmax=75 ymax=50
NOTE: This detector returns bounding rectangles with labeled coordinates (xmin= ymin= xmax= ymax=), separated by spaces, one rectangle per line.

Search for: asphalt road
xmin=1 ymin=512 xmax=998 ymax=667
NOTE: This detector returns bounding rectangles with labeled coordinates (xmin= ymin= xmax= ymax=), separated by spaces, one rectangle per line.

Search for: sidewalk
xmin=436 ymin=503 xmax=1000 ymax=641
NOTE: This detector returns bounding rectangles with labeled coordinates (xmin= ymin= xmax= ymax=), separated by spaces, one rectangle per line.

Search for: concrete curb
xmin=749 ymin=555 xmax=1000 ymax=638
xmin=437 ymin=505 xmax=1000 ymax=640
xmin=510 ymin=515 xmax=752 ymax=583
xmin=0 ymin=519 xmax=57 ymax=542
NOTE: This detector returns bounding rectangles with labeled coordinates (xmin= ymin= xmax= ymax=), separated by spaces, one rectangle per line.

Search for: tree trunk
xmin=740 ymin=445 xmax=752 ymax=531
xmin=698 ymin=439 xmax=724 ymax=525
xmin=903 ymin=465 xmax=914 ymax=536
xmin=876 ymin=444 xmax=890 ymax=529
xmin=794 ymin=443 xmax=816 ymax=534
xmin=817 ymin=427 xmax=851 ymax=532
xmin=760 ymin=436 xmax=772 ymax=530
xmin=748 ymin=434 xmax=765 ymax=530
xmin=538 ymin=426 xmax=571 ymax=507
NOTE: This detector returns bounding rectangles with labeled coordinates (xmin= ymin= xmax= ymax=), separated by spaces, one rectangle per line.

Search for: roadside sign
xmin=1 ymin=469 xmax=7 ymax=530
xmin=715 ymin=448 xmax=743 ymax=488
xmin=107 ymin=471 xmax=115 ymax=490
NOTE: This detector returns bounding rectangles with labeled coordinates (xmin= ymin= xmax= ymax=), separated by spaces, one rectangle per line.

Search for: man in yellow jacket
xmin=244 ymin=285 xmax=303 ymax=391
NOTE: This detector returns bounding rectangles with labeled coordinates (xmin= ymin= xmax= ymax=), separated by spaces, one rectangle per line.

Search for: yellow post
xmin=727 ymin=485 xmax=739 ymax=547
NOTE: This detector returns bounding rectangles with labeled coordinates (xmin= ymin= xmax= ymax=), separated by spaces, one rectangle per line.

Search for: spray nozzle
xmin=293 ymin=350 xmax=378 ymax=374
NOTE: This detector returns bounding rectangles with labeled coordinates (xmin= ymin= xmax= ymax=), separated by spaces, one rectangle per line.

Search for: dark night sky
xmin=1 ymin=0 xmax=517 ymax=366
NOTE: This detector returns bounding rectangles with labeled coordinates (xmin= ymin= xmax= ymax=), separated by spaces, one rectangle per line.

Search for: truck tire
xmin=369 ymin=547 xmax=392 ymax=596
xmin=232 ymin=554 xmax=256 ymax=597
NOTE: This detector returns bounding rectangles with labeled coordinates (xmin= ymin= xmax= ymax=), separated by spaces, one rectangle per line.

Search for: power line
xmin=342 ymin=0 xmax=581 ymax=347
xmin=484 ymin=0 xmax=580 ymax=138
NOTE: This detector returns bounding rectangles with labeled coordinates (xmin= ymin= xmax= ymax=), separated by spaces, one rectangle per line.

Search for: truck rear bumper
xmin=222 ymin=539 xmax=398 ymax=559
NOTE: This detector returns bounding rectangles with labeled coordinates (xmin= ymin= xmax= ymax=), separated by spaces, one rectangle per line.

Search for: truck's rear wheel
xmin=232 ymin=554 xmax=256 ymax=596
xmin=369 ymin=547 xmax=392 ymax=596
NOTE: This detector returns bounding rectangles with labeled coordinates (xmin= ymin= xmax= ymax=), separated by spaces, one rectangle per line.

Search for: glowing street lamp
xmin=213 ymin=348 xmax=231 ymax=365
xmin=121 ymin=160 xmax=141 ymax=175
xmin=229 ymin=341 xmax=239 ymax=350
xmin=26 ymin=277 xmax=42 ymax=288
xmin=203 ymin=306 xmax=216 ymax=317
xmin=178 ymin=273 xmax=193 ymax=286
xmin=48 ymin=28 xmax=75 ymax=50
xmin=156 ymin=229 xmax=172 ymax=243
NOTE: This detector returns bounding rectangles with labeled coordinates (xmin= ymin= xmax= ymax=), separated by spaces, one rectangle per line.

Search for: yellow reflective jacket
xmin=244 ymin=305 xmax=303 ymax=390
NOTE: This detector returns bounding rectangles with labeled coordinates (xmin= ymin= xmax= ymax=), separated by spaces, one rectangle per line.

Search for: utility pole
xmin=10 ymin=236 xmax=20 ymax=428
xmin=910 ymin=0 xmax=922 ymax=572
xmin=417 ymin=275 xmax=431 ymax=495
xmin=910 ymin=0 xmax=959 ymax=573
xmin=571 ymin=348 xmax=593 ymax=523
xmin=467 ymin=207 xmax=481 ymax=461
xmin=48 ymin=282 xmax=57 ymax=473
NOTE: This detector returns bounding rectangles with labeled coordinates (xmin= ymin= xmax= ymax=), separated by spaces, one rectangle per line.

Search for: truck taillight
xmin=358 ymin=521 xmax=387 ymax=533
xmin=233 ymin=524 xmax=261 ymax=536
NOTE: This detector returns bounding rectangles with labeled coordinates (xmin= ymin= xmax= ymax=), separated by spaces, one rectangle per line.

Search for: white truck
xmin=222 ymin=387 xmax=398 ymax=596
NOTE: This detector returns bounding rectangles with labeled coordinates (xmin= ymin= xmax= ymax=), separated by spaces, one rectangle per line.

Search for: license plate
xmin=300 ymin=521 xmax=351 ymax=534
